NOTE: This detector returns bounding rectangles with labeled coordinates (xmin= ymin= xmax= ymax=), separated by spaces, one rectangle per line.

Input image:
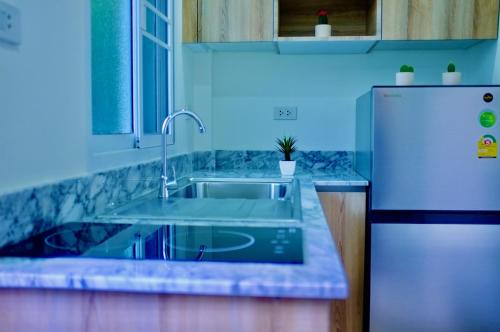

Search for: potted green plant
xmin=442 ymin=62 xmax=461 ymax=85
xmin=315 ymin=9 xmax=331 ymax=38
xmin=396 ymin=65 xmax=415 ymax=85
xmin=276 ymin=136 xmax=297 ymax=177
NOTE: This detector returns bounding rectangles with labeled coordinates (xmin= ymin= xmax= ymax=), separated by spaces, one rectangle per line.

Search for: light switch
xmin=0 ymin=1 xmax=20 ymax=45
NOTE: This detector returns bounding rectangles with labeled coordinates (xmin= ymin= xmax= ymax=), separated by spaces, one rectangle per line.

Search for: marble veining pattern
xmin=192 ymin=150 xmax=216 ymax=171
xmin=0 ymin=154 xmax=193 ymax=247
xmin=214 ymin=150 xmax=353 ymax=172
xmin=0 ymin=150 xmax=367 ymax=299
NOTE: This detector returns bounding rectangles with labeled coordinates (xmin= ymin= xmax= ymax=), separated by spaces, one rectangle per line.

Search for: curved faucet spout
xmin=161 ymin=109 xmax=206 ymax=135
xmin=160 ymin=109 xmax=206 ymax=199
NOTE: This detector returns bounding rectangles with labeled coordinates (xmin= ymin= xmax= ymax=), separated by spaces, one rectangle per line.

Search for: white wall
xmin=0 ymin=0 xmax=198 ymax=194
xmin=0 ymin=0 xmax=90 ymax=194
xmin=191 ymin=52 xmax=213 ymax=151
xmin=208 ymin=45 xmax=496 ymax=151
xmin=1 ymin=0 xmax=498 ymax=194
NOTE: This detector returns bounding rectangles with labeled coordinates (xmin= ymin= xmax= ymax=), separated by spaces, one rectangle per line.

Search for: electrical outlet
xmin=0 ymin=1 xmax=21 ymax=45
xmin=273 ymin=106 xmax=298 ymax=120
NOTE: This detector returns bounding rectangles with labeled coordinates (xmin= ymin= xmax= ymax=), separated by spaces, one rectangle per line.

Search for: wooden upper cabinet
xmin=183 ymin=0 xmax=198 ymax=43
xmin=382 ymin=0 xmax=500 ymax=40
xmin=196 ymin=0 xmax=274 ymax=42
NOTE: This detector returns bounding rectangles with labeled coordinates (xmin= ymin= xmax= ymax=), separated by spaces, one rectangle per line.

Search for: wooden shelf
xmin=276 ymin=37 xmax=378 ymax=54
xmin=275 ymin=0 xmax=381 ymax=39
xmin=277 ymin=35 xmax=379 ymax=42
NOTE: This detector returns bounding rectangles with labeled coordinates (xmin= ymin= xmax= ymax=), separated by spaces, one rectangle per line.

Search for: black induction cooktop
xmin=0 ymin=222 xmax=303 ymax=264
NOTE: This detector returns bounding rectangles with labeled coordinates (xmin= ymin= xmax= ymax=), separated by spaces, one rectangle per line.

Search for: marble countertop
xmin=0 ymin=169 xmax=367 ymax=299
xmin=191 ymin=168 xmax=369 ymax=187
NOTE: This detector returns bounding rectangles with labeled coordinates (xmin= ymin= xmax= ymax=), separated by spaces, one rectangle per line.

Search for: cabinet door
xmin=183 ymin=0 xmax=198 ymax=43
xmin=198 ymin=0 xmax=273 ymax=42
xmin=318 ymin=191 xmax=366 ymax=332
xmin=382 ymin=0 xmax=499 ymax=40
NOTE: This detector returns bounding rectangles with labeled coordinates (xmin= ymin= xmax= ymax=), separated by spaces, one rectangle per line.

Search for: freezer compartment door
xmin=370 ymin=223 xmax=500 ymax=332
xmin=372 ymin=86 xmax=500 ymax=211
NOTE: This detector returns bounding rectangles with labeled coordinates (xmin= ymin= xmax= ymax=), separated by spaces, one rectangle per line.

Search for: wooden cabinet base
xmin=318 ymin=191 xmax=366 ymax=332
xmin=0 ymin=288 xmax=330 ymax=332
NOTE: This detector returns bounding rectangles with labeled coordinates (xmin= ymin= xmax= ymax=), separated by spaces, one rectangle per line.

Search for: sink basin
xmin=100 ymin=178 xmax=302 ymax=222
xmin=170 ymin=178 xmax=292 ymax=200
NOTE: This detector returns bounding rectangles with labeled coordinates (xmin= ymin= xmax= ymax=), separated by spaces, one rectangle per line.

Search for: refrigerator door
xmin=372 ymin=86 xmax=500 ymax=211
xmin=370 ymin=223 xmax=500 ymax=332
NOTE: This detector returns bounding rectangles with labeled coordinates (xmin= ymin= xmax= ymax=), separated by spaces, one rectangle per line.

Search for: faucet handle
xmin=166 ymin=166 xmax=178 ymax=189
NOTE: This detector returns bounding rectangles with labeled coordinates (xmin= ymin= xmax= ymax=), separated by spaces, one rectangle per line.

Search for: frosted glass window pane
xmin=91 ymin=0 xmax=132 ymax=135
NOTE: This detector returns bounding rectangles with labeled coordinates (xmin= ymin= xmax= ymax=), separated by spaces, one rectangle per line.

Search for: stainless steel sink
xmin=100 ymin=178 xmax=302 ymax=222
xmin=170 ymin=178 xmax=292 ymax=200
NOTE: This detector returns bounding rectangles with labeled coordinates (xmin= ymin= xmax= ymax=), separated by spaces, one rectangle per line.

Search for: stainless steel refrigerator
xmin=356 ymin=86 xmax=500 ymax=332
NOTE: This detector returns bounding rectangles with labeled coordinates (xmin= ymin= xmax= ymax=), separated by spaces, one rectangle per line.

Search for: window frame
xmin=91 ymin=0 xmax=174 ymax=155
xmin=133 ymin=0 xmax=175 ymax=148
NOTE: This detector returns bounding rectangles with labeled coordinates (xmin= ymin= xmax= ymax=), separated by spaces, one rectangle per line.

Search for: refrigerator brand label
xmin=477 ymin=135 xmax=498 ymax=158
xmin=483 ymin=93 xmax=494 ymax=103
xmin=383 ymin=94 xmax=402 ymax=98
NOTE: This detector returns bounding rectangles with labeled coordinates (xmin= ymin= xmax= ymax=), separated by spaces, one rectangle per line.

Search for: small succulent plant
xmin=317 ymin=9 xmax=328 ymax=25
xmin=276 ymin=136 xmax=297 ymax=161
xmin=400 ymin=64 xmax=415 ymax=73
xmin=447 ymin=62 xmax=456 ymax=72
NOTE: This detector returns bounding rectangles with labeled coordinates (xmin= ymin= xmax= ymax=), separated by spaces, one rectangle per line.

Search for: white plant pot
xmin=315 ymin=24 xmax=332 ymax=38
xmin=396 ymin=72 xmax=415 ymax=86
xmin=279 ymin=161 xmax=296 ymax=177
xmin=442 ymin=72 xmax=462 ymax=85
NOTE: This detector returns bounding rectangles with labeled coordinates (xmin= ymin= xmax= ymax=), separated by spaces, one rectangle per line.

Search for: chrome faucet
xmin=160 ymin=109 xmax=206 ymax=199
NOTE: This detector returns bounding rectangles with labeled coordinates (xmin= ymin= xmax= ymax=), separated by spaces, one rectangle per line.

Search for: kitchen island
xmin=0 ymin=169 xmax=367 ymax=332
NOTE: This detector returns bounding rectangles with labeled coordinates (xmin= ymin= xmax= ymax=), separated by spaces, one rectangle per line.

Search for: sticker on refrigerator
xmin=477 ymin=135 xmax=498 ymax=158
xmin=479 ymin=110 xmax=497 ymax=128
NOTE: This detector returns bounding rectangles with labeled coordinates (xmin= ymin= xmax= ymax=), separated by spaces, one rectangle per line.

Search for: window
xmin=91 ymin=0 xmax=133 ymax=136
xmin=91 ymin=0 xmax=173 ymax=151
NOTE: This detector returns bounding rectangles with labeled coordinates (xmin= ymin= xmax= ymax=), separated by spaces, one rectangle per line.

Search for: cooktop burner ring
xmin=44 ymin=230 xmax=123 ymax=252
xmin=168 ymin=230 xmax=256 ymax=253
xmin=0 ymin=222 xmax=303 ymax=264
